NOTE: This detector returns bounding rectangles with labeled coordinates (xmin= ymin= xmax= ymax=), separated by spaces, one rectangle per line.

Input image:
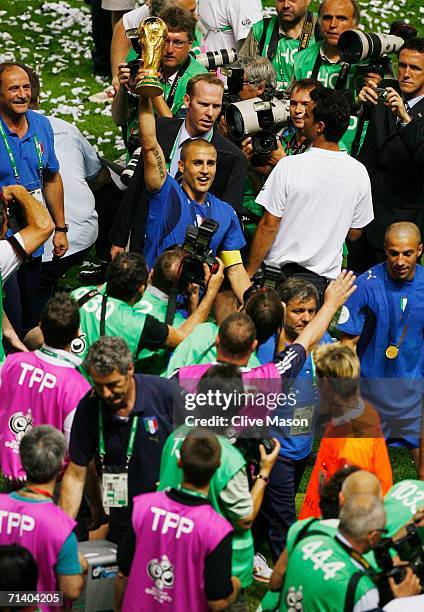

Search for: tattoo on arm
xmin=154 ymin=149 xmax=165 ymax=180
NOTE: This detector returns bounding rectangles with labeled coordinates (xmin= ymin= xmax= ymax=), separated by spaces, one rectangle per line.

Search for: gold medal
xmin=385 ymin=345 xmax=399 ymax=359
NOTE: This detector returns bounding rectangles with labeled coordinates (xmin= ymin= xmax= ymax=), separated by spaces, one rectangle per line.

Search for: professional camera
xmin=127 ymin=58 xmax=141 ymax=82
xmin=178 ymin=219 xmax=220 ymax=290
xmin=338 ymin=21 xmax=417 ymax=64
xmin=219 ymin=66 xmax=245 ymax=116
xmin=196 ymin=49 xmax=237 ymax=70
xmin=233 ymin=433 xmax=276 ymax=486
xmin=373 ymin=524 xmax=424 ymax=605
xmin=120 ymin=147 xmax=142 ymax=186
xmin=243 ymin=263 xmax=282 ymax=303
xmin=226 ymin=96 xmax=290 ymax=156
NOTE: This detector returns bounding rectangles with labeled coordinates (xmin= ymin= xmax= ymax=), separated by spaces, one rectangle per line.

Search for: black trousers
xmin=3 ymin=256 xmax=42 ymax=339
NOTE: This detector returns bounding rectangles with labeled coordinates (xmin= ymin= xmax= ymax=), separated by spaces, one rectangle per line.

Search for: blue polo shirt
xmin=69 ymin=373 xmax=183 ymax=543
xmin=0 ymin=110 xmax=59 ymax=257
xmin=0 ymin=110 xmax=59 ymax=190
xmin=144 ymin=174 xmax=246 ymax=269
xmin=337 ymin=263 xmax=424 ymax=437
xmin=258 ymin=332 xmax=333 ymax=460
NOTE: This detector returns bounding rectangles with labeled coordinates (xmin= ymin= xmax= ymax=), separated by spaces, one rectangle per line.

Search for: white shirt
xmin=0 ymin=232 xmax=24 ymax=282
xmin=256 ymin=147 xmax=374 ymax=279
xmin=169 ymin=121 xmax=213 ymax=178
xmin=123 ymin=4 xmax=150 ymax=32
xmin=43 ymin=116 xmax=100 ymax=262
xmin=198 ymin=0 xmax=262 ymax=52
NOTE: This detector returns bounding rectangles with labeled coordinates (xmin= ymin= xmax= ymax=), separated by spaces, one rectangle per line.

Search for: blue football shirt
xmin=144 ymin=174 xmax=246 ymax=269
xmin=337 ymin=262 xmax=424 ymax=432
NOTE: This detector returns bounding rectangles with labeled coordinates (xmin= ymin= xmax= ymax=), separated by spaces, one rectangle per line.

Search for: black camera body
xmin=178 ymin=219 xmax=220 ymax=291
xmin=243 ymin=263 xmax=282 ymax=303
xmin=374 ymin=524 xmax=424 ymax=605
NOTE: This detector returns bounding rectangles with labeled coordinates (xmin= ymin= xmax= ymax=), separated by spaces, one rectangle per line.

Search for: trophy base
xmin=135 ymin=78 xmax=164 ymax=98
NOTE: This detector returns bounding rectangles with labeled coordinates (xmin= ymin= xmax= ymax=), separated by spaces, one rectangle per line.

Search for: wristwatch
xmin=55 ymin=224 xmax=69 ymax=233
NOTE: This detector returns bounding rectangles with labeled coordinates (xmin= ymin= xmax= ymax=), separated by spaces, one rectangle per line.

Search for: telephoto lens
xmin=196 ymin=49 xmax=237 ymax=70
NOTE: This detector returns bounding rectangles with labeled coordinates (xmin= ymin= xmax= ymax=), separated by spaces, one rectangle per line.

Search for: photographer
xmin=0 ymin=185 xmax=54 ymax=366
xmin=69 ymin=251 xmax=224 ymax=366
xmin=280 ymin=495 xmax=420 ymax=611
xmin=111 ymin=3 xmax=207 ymax=146
xmin=159 ymin=362 xmax=281 ymax=607
xmin=347 ymin=38 xmax=424 ymax=272
xmin=292 ymin=0 xmax=394 ymax=153
xmin=239 ymin=0 xmax=317 ymax=91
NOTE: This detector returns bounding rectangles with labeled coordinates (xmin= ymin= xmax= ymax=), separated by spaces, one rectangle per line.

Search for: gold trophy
xmin=135 ymin=17 xmax=168 ymax=97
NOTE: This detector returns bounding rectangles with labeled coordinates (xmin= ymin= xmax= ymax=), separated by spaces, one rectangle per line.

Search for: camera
xmin=127 ymin=58 xmax=141 ymax=82
xmin=375 ymin=87 xmax=389 ymax=101
xmin=338 ymin=21 xmax=417 ymax=64
xmin=373 ymin=524 xmax=424 ymax=605
xmin=125 ymin=27 xmax=142 ymax=55
xmin=120 ymin=147 xmax=142 ymax=186
xmin=178 ymin=219 xmax=220 ymax=290
xmin=219 ymin=66 xmax=245 ymax=116
xmin=196 ymin=49 xmax=237 ymax=70
xmin=243 ymin=263 xmax=282 ymax=304
xmin=226 ymin=97 xmax=290 ymax=156
xmin=233 ymin=433 xmax=276 ymax=486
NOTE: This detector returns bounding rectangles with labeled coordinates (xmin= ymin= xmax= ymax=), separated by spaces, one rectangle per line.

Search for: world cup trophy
xmin=135 ymin=17 xmax=168 ymax=97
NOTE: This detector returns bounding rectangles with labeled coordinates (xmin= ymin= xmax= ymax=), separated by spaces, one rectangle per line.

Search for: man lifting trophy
xmin=135 ymin=17 xmax=168 ymax=97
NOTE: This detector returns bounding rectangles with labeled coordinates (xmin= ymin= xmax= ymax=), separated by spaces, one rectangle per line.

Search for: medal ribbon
xmin=383 ymin=267 xmax=416 ymax=356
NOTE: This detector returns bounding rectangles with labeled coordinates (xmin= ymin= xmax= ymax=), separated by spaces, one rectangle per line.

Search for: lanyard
xmin=384 ymin=267 xmax=415 ymax=351
xmin=0 ymin=120 xmax=43 ymax=185
xmin=178 ymin=485 xmax=208 ymax=500
xmin=21 ymin=486 xmax=54 ymax=500
xmin=39 ymin=346 xmax=78 ymax=367
xmin=282 ymin=131 xmax=309 ymax=156
xmin=98 ymin=401 xmax=139 ymax=471
xmin=164 ymin=56 xmax=191 ymax=111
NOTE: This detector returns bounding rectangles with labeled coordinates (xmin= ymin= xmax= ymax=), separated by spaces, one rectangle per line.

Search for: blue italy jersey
xmin=144 ymin=175 xmax=246 ymax=269
xmin=337 ymin=263 xmax=424 ymax=433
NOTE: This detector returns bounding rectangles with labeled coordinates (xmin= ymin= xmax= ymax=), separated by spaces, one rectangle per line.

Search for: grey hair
xmin=231 ymin=56 xmax=277 ymax=99
xmin=20 ymin=426 xmax=66 ymax=483
xmin=83 ymin=336 xmax=133 ymax=376
xmin=339 ymin=494 xmax=386 ymax=542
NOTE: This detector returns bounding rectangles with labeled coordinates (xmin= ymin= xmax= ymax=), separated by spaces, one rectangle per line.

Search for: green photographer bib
xmin=70 ymin=285 xmax=147 ymax=366
xmin=251 ymin=15 xmax=316 ymax=91
xmin=281 ymin=532 xmax=375 ymax=612
xmin=293 ymin=42 xmax=369 ymax=154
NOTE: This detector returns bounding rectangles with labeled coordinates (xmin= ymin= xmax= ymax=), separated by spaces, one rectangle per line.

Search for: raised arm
xmin=138 ymin=95 xmax=167 ymax=193
xmin=295 ymin=270 xmax=357 ymax=353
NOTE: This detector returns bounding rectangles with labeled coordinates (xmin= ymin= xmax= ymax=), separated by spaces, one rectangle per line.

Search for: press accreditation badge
xmin=290 ymin=405 xmax=314 ymax=436
xmin=29 ymin=188 xmax=46 ymax=206
xmin=102 ymin=472 xmax=128 ymax=508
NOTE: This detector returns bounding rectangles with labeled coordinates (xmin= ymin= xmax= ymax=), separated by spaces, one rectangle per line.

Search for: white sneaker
xmin=253 ymin=552 xmax=273 ymax=583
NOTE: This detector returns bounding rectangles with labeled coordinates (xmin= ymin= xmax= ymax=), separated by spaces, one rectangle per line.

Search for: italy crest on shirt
xmin=144 ymin=417 xmax=159 ymax=434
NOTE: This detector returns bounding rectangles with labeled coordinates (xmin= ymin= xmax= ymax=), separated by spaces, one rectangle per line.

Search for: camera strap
xmin=259 ymin=12 xmax=315 ymax=61
xmin=335 ymin=62 xmax=352 ymax=90
xmin=5 ymin=235 xmax=30 ymax=262
xmin=99 ymin=293 xmax=108 ymax=337
xmin=76 ymin=288 xmax=101 ymax=309
xmin=310 ymin=52 xmax=323 ymax=80
xmin=165 ymin=56 xmax=191 ymax=110
xmin=165 ymin=288 xmax=178 ymax=326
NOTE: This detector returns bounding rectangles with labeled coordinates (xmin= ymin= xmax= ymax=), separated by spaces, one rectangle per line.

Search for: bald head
xmin=341 ymin=470 xmax=382 ymax=501
xmin=384 ymin=222 xmax=422 ymax=247
xmin=384 ymin=222 xmax=423 ymax=282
